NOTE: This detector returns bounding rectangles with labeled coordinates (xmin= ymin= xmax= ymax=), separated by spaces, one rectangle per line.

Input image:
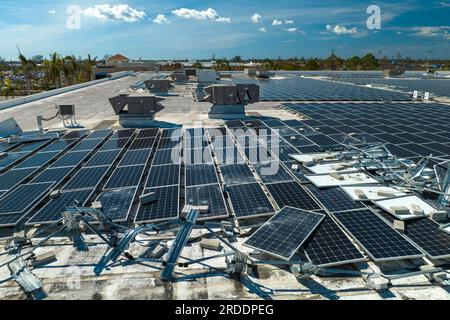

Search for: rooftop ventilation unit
xmin=144 ymin=79 xmax=174 ymax=93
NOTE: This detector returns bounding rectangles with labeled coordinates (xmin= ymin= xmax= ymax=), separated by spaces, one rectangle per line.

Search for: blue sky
xmin=0 ymin=0 xmax=449 ymax=60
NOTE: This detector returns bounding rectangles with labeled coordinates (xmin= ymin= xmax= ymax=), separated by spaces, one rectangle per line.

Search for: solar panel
xmin=157 ymin=138 xmax=182 ymax=150
xmin=404 ymin=218 xmax=450 ymax=260
xmin=71 ymin=139 xmax=104 ymax=152
xmin=302 ymin=215 xmax=365 ymax=267
xmin=185 ymin=184 xmax=228 ymax=220
xmin=60 ymin=130 xmax=89 ymax=140
xmin=214 ymin=147 xmax=246 ymax=165
xmin=85 ymin=150 xmax=121 ymax=167
xmin=266 ymin=182 xmax=321 ymax=211
xmin=31 ymin=167 xmax=74 ymax=184
xmin=129 ymin=138 xmax=156 ymax=150
xmin=85 ymin=129 xmax=112 ymax=140
xmin=332 ymin=209 xmax=423 ymax=262
xmin=110 ymin=129 xmax=135 ymax=139
xmin=185 ymin=164 xmax=218 ymax=186
xmin=146 ymin=164 xmax=181 ymax=188
xmin=119 ymin=149 xmax=152 ymax=166
xmin=40 ymin=139 xmax=77 ymax=152
xmin=227 ymin=183 xmax=275 ymax=219
xmin=160 ymin=128 xmax=182 ymax=139
xmin=305 ymin=185 xmax=367 ymax=213
xmin=305 ymin=134 xmax=339 ymax=148
xmin=254 ymin=161 xmax=294 ymax=184
xmin=11 ymin=141 xmax=49 ymax=153
xmin=99 ymin=138 xmax=130 ymax=151
xmin=63 ymin=166 xmax=110 ymax=191
xmin=153 ymin=148 xmax=181 ymax=166
xmin=184 ymin=147 xmax=214 ymax=165
xmin=136 ymin=129 xmax=159 ymax=139
xmin=15 ymin=151 xmax=60 ymax=169
xmin=219 ymin=164 xmax=256 ymax=186
xmin=135 ymin=186 xmax=180 ymax=223
xmin=0 ymin=152 xmax=30 ymax=170
xmin=245 ymin=207 xmax=325 ymax=261
xmin=0 ymin=182 xmax=53 ymax=215
xmin=50 ymin=151 xmax=91 ymax=168
xmin=0 ymin=168 xmax=38 ymax=190
xmin=95 ymin=187 xmax=137 ymax=222
xmin=26 ymin=189 xmax=95 ymax=225
xmin=104 ymin=165 xmax=145 ymax=190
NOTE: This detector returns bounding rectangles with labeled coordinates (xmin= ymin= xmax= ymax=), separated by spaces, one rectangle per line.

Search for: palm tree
xmin=17 ymin=46 xmax=36 ymax=95
xmin=1 ymin=78 xmax=15 ymax=99
xmin=83 ymin=54 xmax=97 ymax=81
xmin=44 ymin=52 xmax=63 ymax=88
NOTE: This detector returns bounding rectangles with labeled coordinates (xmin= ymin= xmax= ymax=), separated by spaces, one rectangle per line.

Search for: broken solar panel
xmin=146 ymin=164 xmax=181 ymax=188
xmin=254 ymin=161 xmax=294 ymax=184
xmin=245 ymin=207 xmax=325 ymax=261
xmin=0 ymin=182 xmax=53 ymax=215
xmin=185 ymin=164 xmax=218 ymax=187
xmin=27 ymin=189 xmax=95 ymax=225
xmin=50 ymin=151 xmax=91 ymax=168
xmin=119 ymin=149 xmax=152 ymax=166
xmin=63 ymin=166 xmax=110 ymax=191
xmin=185 ymin=184 xmax=228 ymax=219
xmin=31 ymin=167 xmax=74 ymax=184
xmin=104 ymin=165 xmax=145 ymax=190
xmin=85 ymin=150 xmax=121 ymax=167
xmin=302 ymin=215 xmax=365 ymax=267
xmin=95 ymin=187 xmax=137 ymax=222
xmin=332 ymin=209 xmax=423 ymax=262
xmin=226 ymin=183 xmax=275 ymax=219
xmin=135 ymin=186 xmax=180 ymax=223
xmin=305 ymin=185 xmax=367 ymax=213
xmin=266 ymin=182 xmax=321 ymax=211
xmin=0 ymin=168 xmax=38 ymax=190
xmin=219 ymin=164 xmax=256 ymax=186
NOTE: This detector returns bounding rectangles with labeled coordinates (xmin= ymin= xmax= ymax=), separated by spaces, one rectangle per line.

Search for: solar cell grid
xmin=63 ymin=166 xmax=110 ymax=191
xmin=185 ymin=164 xmax=218 ymax=186
xmin=0 ymin=182 xmax=54 ymax=215
xmin=245 ymin=207 xmax=325 ymax=261
xmin=214 ymin=147 xmax=246 ymax=165
xmin=110 ymin=129 xmax=135 ymax=139
xmin=85 ymin=150 xmax=121 ymax=167
xmin=99 ymin=138 xmax=130 ymax=151
xmin=31 ymin=167 xmax=74 ymax=184
xmin=0 ymin=168 xmax=38 ymax=190
xmin=0 ymin=153 xmax=33 ymax=170
xmin=11 ymin=141 xmax=49 ymax=153
xmin=146 ymin=164 xmax=181 ymax=188
xmin=153 ymin=148 xmax=181 ymax=166
xmin=158 ymin=138 xmax=183 ymax=150
xmin=85 ymin=129 xmax=112 ymax=140
xmin=50 ymin=151 xmax=91 ymax=168
xmin=219 ymin=164 xmax=255 ymax=186
xmin=185 ymin=184 xmax=228 ymax=219
xmin=60 ymin=130 xmax=89 ymax=140
xmin=15 ymin=151 xmax=60 ymax=169
xmin=104 ymin=165 xmax=145 ymax=190
xmin=136 ymin=128 xmax=159 ymax=139
xmin=266 ymin=181 xmax=321 ymax=211
xmin=40 ymin=140 xmax=77 ymax=152
xmin=184 ymin=147 xmax=213 ymax=165
xmin=135 ymin=186 xmax=180 ymax=223
xmin=227 ymin=182 xmax=275 ymax=219
xmin=95 ymin=187 xmax=137 ymax=222
xmin=305 ymin=185 xmax=366 ymax=213
xmin=129 ymin=138 xmax=156 ymax=150
xmin=119 ymin=149 xmax=152 ymax=166
xmin=71 ymin=139 xmax=104 ymax=152
xmin=254 ymin=161 xmax=294 ymax=184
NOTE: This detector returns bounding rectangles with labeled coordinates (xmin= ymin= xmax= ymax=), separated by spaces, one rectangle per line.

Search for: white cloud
xmin=326 ymin=24 xmax=359 ymax=35
xmin=272 ymin=19 xmax=283 ymax=26
xmin=251 ymin=13 xmax=262 ymax=24
xmin=153 ymin=14 xmax=170 ymax=24
xmin=48 ymin=9 xmax=56 ymax=14
xmin=259 ymin=27 xmax=267 ymax=33
xmin=285 ymin=27 xmax=298 ymax=32
xmin=83 ymin=4 xmax=146 ymax=22
xmin=172 ymin=8 xmax=230 ymax=23
xmin=284 ymin=20 xmax=294 ymax=24
xmin=411 ymin=26 xmax=450 ymax=38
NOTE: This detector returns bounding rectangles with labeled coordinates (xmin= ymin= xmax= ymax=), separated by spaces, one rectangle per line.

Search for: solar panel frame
xmin=266 ymin=181 xmax=321 ymax=211
xmin=50 ymin=151 xmax=91 ymax=168
xmin=30 ymin=166 xmax=75 ymax=184
xmin=103 ymin=165 xmax=146 ymax=190
xmin=0 ymin=168 xmax=39 ymax=190
xmin=62 ymin=166 xmax=110 ymax=191
xmin=119 ymin=149 xmax=152 ymax=166
xmin=129 ymin=137 xmax=157 ymax=150
xmin=245 ymin=207 xmax=325 ymax=261
xmin=145 ymin=164 xmax=181 ymax=188
xmin=84 ymin=149 xmax=122 ymax=168
xmin=226 ymin=182 xmax=276 ymax=219
xmin=185 ymin=184 xmax=229 ymax=220
xmin=95 ymin=187 xmax=137 ymax=222
xmin=219 ymin=164 xmax=256 ymax=186
xmin=305 ymin=185 xmax=367 ymax=213
xmin=14 ymin=151 xmax=61 ymax=169
xmin=0 ymin=182 xmax=54 ymax=216
xmin=185 ymin=164 xmax=219 ymax=187
xmin=135 ymin=185 xmax=180 ymax=223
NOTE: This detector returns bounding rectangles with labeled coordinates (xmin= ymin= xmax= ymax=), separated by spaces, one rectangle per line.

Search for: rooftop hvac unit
xmin=198 ymin=70 xmax=219 ymax=84
xmin=204 ymin=84 xmax=259 ymax=105
xmin=144 ymin=79 xmax=174 ymax=93
xmin=171 ymin=72 xmax=187 ymax=82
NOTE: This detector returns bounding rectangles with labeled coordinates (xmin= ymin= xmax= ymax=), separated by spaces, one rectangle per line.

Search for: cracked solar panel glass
xmin=71 ymin=139 xmax=104 ymax=152
xmin=404 ymin=218 xmax=450 ymax=260
xmin=31 ymin=167 xmax=74 ymax=184
xmin=266 ymin=181 xmax=321 ymax=211
xmin=219 ymin=164 xmax=255 ymax=186
xmin=302 ymin=215 xmax=365 ymax=267
xmin=110 ymin=129 xmax=135 ymax=139
xmin=185 ymin=147 xmax=213 ymax=165
xmin=305 ymin=185 xmax=367 ymax=213
xmin=0 ymin=182 xmax=53 ymax=215
xmin=85 ymin=129 xmax=112 ymax=140
xmin=135 ymin=186 xmax=179 ymax=223
xmin=119 ymin=149 xmax=152 ymax=166
xmin=254 ymin=161 xmax=294 ymax=184
xmin=63 ymin=166 xmax=109 ymax=191
xmin=214 ymin=147 xmax=246 ymax=165
xmin=227 ymin=183 xmax=275 ymax=219
xmin=0 ymin=168 xmax=38 ymax=190
xmin=146 ymin=164 xmax=181 ymax=188
xmin=136 ymin=129 xmax=159 ymax=139
xmin=104 ymin=165 xmax=145 ymax=190
xmin=245 ymin=207 xmax=325 ymax=261
xmin=129 ymin=138 xmax=156 ymax=150
xmin=0 ymin=152 xmax=29 ymax=169
xmin=157 ymin=138 xmax=182 ymax=150
xmin=60 ymin=130 xmax=89 ymax=140
xmin=50 ymin=151 xmax=91 ymax=168
xmin=85 ymin=150 xmax=121 ymax=167
xmin=153 ymin=148 xmax=181 ymax=166
xmin=40 ymin=139 xmax=77 ymax=152
xmin=99 ymin=138 xmax=130 ymax=151
xmin=14 ymin=151 xmax=60 ymax=169
xmin=186 ymin=184 xmax=228 ymax=219
xmin=185 ymin=164 xmax=218 ymax=186
xmin=11 ymin=141 xmax=48 ymax=153
xmin=95 ymin=187 xmax=137 ymax=222
xmin=26 ymin=189 xmax=95 ymax=225
xmin=333 ymin=209 xmax=423 ymax=262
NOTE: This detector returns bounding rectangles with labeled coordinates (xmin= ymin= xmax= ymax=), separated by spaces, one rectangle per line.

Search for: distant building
xmin=92 ymin=54 xmax=158 ymax=79
xmin=106 ymin=54 xmax=130 ymax=65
